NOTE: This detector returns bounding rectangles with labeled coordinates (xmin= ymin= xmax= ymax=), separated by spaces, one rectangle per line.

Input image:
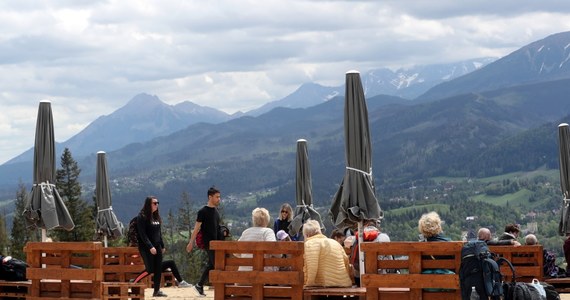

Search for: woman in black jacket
xmin=136 ymin=196 xmax=167 ymax=297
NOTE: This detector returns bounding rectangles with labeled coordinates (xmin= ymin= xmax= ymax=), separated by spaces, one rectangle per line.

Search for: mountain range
xmin=2 ymin=31 xmax=570 ymax=223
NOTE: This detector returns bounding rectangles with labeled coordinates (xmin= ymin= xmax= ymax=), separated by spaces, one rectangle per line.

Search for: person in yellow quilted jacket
xmin=303 ymin=220 xmax=352 ymax=287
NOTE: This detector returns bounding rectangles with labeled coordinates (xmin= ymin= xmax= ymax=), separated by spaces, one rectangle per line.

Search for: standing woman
xmin=274 ymin=203 xmax=293 ymax=238
xmin=136 ymin=196 xmax=167 ymax=297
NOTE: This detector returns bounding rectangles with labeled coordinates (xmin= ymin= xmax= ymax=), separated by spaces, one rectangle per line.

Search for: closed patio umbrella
xmin=23 ymin=100 xmax=74 ymax=240
xmin=96 ymin=151 xmax=123 ymax=246
xmin=289 ymin=139 xmax=323 ymax=237
xmin=329 ymin=71 xmax=383 ymax=280
xmin=558 ymin=123 xmax=570 ymax=235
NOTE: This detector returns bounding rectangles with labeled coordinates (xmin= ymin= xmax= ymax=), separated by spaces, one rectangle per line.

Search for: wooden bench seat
xmin=0 ymin=280 xmax=31 ymax=299
xmin=210 ymin=241 xmax=305 ymax=300
xmin=211 ymin=241 xmax=373 ymax=300
xmin=361 ymin=241 xmax=463 ymax=300
xmin=25 ymin=242 xmax=103 ymax=300
xmin=210 ymin=240 xmax=545 ymax=300
xmin=489 ymin=245 xmax=543 ymax=282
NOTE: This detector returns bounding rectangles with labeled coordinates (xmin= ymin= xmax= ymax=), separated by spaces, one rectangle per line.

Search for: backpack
xmin=543 ymin=250 xmax=559 ymax=278
xmin=195 ymin=229 xmax=205 ymax=249
xmin=127 ymin=216 xmax=138 ymax=247
xmin=499 ymin=257 xmax=544 ymax=300
xmin=459 ymin=240 xmax=504 ymax=300
xmin=0 ymin=257 xmax=27 ymax=281
xmin=503 ymin=282 xmax=543 ymax=300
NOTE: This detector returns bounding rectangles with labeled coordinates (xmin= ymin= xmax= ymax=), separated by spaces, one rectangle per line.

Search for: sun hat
xmin=276 ymin=230 xmax=289 ymax=241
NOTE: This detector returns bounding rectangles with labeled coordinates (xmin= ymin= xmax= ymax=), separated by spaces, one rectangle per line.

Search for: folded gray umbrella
xmin=558 ymin=123 xmax=570 ymax=235
xmin=289 ymin=139 xmax=323 ymax=237
xmin=329 ymin=71 xmax=382 ymax=230
xmin=96 ymin=151 xmax=123 ymax=245
xmin=329 ymin=71 xmax=383 ymax=282
xmin=23 ymin=100 xmax=75 ymax=232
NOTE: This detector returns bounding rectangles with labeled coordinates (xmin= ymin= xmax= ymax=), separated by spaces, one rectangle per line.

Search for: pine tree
xmin=11 ymin=182 xmax=39 ymax=259
xmin=52 ymin=148 xmax=95 ymax=241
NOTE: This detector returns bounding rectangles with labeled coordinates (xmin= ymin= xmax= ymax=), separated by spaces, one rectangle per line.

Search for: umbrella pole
xmin=358 ymin=221 xmax=364 ymax=286
xmin=104 ymin=236 xmax=108 ymax=247
xmin=41 ymin=229 xmax=47 ymax=242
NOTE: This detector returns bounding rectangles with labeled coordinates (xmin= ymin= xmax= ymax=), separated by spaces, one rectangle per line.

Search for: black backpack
xmin=0 ymin=257 xmax=27 ymax=281
xmin=127 ymin=216 xmax=138 ymax=247
xmin=459 ymin=240 xmax=504 ymax=300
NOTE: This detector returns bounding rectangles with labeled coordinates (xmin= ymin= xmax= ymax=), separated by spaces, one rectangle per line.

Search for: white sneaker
xmin=178 ymin=280 xmax=192 ymax=288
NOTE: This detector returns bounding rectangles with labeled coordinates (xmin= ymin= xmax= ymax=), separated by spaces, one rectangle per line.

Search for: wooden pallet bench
xmin=208 ymin=240 xmax=547 ymax=299
xmin=0 ymin=280 xmax=31 ymax=299
xmin=210 ymin=240 xmax=305 ymax=299
xmin=101 ymin=282 xmax=146 ymax=300
xmin=361 ymin=241 xmax=463 ymax=300
xmin=210 ymin=241 xmax=368 ymax=300
xmin=360 ymin=242 xmax=544 ymax=300
xmin=489 ymin=245 xmax=543 ymax=282
xmin=24 ymin=241 xmax=104 ymax=300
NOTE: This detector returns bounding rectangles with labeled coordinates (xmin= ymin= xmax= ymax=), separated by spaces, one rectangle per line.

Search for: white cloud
xmin=0 ymin=0 xmax=570 ymax=163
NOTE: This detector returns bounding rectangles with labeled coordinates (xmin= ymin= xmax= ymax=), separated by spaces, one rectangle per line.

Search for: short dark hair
xmin=208 ymin=186 xmax=220 ymax=197
xmin=330 ymin=228 xmax=345 ymax=239
xmin=504 ymin=223 xmax=520 ymax=233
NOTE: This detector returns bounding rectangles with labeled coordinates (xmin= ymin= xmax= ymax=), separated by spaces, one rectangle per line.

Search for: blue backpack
xmin=459 ymin=240 xmax=504 ymax=300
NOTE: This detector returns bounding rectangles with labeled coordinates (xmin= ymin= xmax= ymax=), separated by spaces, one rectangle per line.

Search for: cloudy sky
xmin=1 ymin=0 xmax=569 ymax=164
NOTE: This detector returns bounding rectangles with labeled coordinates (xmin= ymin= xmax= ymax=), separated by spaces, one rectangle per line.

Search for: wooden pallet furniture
xmin=24 ymin=241 xmax=104 ymax=300
xmin=210 ymin=241 xmax=366 ymax=300
xmin=361 ymin=241 xmax=463 ymax=300
xmin=101 ymin=282 xmax=146 ymax=300
xmin=489 ymin=245 xmax=544 ymax=282
xmin=209 ymin=241 xmax=305 ymax=300
xmin=0 ymin=280 xmax=31 ymax=299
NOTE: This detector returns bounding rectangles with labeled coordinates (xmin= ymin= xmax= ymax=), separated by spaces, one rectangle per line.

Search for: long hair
xmin=279 ymin=203 xmax=293 ymax=221
xmin=140 ymin=196 xmax=161 ymax=223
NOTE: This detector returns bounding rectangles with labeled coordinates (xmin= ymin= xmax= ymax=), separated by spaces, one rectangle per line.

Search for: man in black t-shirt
xmin=186 ymin=186 xmax=222 ymax=297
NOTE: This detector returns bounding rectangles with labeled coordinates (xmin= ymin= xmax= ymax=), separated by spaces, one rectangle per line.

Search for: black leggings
xmin=138 ymin=245 xmax=163 ymax=293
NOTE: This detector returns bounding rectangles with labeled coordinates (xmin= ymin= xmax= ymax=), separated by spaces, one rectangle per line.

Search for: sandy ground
xmin=147 ymin=286 xmax=570 ymax=299
xmin=145 ymin=285 xmax=214 ymax=299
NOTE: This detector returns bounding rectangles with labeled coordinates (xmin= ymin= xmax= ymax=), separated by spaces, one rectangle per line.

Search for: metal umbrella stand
xmin=558 ymin=123 xmax=570 ymax=235
xmin=96 ymin=151 xmax=123 ymax=246
xmin=329 ymin=71 xmax=383 ymax=282
xmin=289 ymin=139 xmax=323 ymax=238
xmin=23 ymin=100 xmax=74 ymax=241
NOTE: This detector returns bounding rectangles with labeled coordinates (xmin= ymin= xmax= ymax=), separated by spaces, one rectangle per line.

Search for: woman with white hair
xmin=418 ymin=211 xmax=450 ymax=242
xmin=238 ymin=207 xmax=276 ymax=271
xmin=303 ymin=220 xmax=352 ymax=287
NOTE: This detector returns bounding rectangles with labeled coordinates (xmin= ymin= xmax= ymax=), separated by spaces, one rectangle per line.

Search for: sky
xmin=1 ymin=0 xmax=570 ymax=165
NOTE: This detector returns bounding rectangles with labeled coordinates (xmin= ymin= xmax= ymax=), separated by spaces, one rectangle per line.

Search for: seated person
xmin=478 ymin=227 xmax=520 ymax=246
xmin=132 ymin=259 xmax=191 ymax=287
xmin=238 ymin=207 xmax=277 ymax=271
xmin=330 ymin=228 xmax=346 ymax=246
xmin=525 ymin=234 xmax=562 ymax=278
xmin=498 ymin=223 xmax=521 ymax=242
xmin=303 ymin=220 xmax=352 ymax=287
xmin=418 ymin=211 xmax=450 ymax=242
